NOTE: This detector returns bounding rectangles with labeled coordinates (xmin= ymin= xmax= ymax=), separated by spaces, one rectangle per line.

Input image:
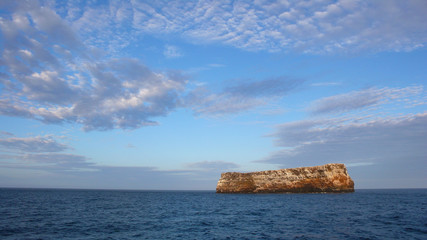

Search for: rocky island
xmin=216 ymin=163 xmax=354 ymax=193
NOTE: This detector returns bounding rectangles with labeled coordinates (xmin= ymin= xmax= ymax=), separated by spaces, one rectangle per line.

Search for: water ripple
xmin=0 ymin=189 xmax=426 ymax=239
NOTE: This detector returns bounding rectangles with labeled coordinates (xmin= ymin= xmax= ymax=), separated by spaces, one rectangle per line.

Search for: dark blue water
xmin=0 ymin=189 xmax=426 ymax=239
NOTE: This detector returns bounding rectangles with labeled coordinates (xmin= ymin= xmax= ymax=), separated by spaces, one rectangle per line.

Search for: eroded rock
xmin=216 ymin=163 xmax=354 ymax=193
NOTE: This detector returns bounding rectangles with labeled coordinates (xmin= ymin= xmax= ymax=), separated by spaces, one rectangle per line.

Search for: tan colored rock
xmin=216 ymin=163 xmax=354 ymax=193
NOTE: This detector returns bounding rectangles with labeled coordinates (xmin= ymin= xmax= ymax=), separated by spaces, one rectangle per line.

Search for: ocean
xmin=0 ymin=188 xmax=426 ymax=239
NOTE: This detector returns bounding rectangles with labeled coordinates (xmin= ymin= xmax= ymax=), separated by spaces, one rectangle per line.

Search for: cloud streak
xmin=187 ymin=161 xmax=239 ymax=171
xmin=0 ymin=136 xmax=68 ymax=153
xmin=225 ymin=77 xmax=303 ymax=98
xmin=187 ymin=76 xmax=304 ymax=116
xmin=309 ymin=86 xmax=424 ymax=114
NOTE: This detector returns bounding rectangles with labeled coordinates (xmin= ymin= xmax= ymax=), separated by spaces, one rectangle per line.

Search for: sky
xmin=0 ymin=0 xmax=426 ymax=190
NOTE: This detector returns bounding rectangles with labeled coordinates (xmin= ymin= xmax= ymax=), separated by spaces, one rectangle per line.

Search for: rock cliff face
xmin=216 ymin=163 xmax=354 ymax=193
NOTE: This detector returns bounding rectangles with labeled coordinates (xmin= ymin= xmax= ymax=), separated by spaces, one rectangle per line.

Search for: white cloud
xmin=1 ymin=1 xmax=425 ymax=132
xmin=163 ymin=45 xmax=183 ymax=58
xmin=29 ymin=6 xmax=83 ymax=50
xmin=126 ymin=0 xmax=427 ymax=53
xmin=0 ymin=3 xmax=188 ymax=131
xmin=22 ymin=70 xmax=79 ymax=104
xmin=66 ymin=0 xmax=136 ymax=55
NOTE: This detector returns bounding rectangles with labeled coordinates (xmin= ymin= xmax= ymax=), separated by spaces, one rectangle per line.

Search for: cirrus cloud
xmin=19 ymin=0 xmax=426 ymax=54
xmin=129 ymin=0 xmax=427 ymax=53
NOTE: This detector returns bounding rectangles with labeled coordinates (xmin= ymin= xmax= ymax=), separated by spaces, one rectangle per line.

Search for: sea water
xmin=0 ymin=188 xmax=426 ymax=239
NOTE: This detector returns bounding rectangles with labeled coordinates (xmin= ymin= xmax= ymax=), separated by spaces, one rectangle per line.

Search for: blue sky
xmin=0 ymin=0 xmax=426 ymax=190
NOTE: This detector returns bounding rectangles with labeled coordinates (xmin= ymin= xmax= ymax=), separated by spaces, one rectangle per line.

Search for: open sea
xmin=0 ymin=188 xmax=426 ymax=239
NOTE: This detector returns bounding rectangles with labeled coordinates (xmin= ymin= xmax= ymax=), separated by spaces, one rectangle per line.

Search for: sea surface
xmin=0 ymin=188 xmax=426 ymax=239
